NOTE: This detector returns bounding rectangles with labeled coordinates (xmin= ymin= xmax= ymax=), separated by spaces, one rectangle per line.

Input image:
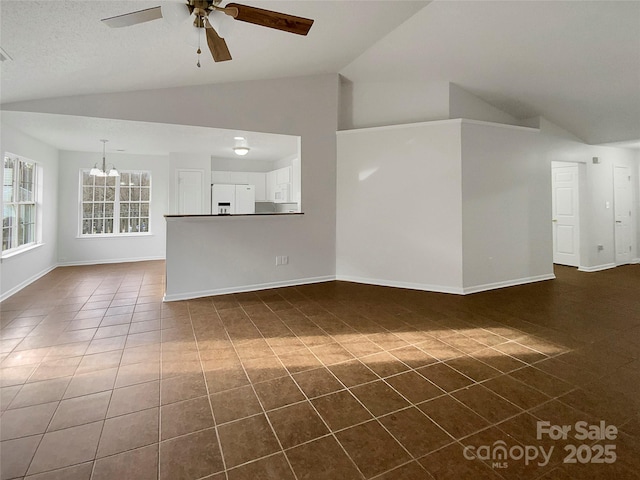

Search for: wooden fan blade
xmin=224 ymin=3 xmax=313 ymax=36
xmin=205 ymin=20 xmax=232 ymax=62
xmin=101 ymin=6 xmax=163 ymax=28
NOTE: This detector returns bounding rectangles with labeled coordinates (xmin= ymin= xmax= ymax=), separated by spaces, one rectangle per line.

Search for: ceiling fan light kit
xmin=101 ymin=0 xmax=314 ymax=66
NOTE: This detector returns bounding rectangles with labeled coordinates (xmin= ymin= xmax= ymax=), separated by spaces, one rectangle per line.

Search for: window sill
xmin=1 ymin=243 xmax=44 ymax=260
xmin=76 ymin=233 xmax=154 ymax=239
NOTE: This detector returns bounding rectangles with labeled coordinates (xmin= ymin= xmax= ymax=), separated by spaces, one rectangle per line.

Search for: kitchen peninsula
xmin=162 ymin=212 xmax=333 ymax=303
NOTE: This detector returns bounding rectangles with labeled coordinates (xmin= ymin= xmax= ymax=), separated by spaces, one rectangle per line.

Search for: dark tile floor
xmin=0 ymin=261 xmax=639 ymax=480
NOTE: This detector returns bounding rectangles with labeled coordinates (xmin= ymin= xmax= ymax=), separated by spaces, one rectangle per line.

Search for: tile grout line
xmin=157 ymin=295 xmax=165 ymax=480
xmin=188 ymin=299 xmax=230 ymax=480
xmin=87 ymin=276 xmax=134 ymax=480
xmin=216 ymin=299 xmax=302 ymax=480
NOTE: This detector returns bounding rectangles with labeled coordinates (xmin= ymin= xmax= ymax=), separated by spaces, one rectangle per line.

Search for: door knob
xmin=552 ymin=219 xmax=557 ymax=222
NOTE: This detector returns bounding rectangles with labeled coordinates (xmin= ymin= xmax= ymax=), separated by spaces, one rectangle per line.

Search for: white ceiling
xmin=340 ymin=0 xmax=640 ymax=145
xmin=0 ymin=0 xmax=427 ymax=156
xmin=0 ymin=111 xmax=299 ymax=159
xmin=1 ymin=1 xmax=638 ymax=147
xmin=0 ymin=0 xmax=428 ymax=103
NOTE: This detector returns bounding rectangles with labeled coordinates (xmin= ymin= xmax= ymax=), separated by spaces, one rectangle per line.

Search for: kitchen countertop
xmin=164 ymin=212 xmax=304 ymax=218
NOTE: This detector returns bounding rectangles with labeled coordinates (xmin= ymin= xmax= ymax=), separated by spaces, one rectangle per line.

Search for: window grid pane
xmin=3 ymin=204 xmax=16 ymax=251
xmin=3 ymin=157 xmax=15 ymax=203
xmin=19 ymin=162 xmax=35 ymax=202
xmin=80 ymin=167 xmax=115 ymax=235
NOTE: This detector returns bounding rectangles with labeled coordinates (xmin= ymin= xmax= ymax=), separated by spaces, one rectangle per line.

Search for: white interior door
xmin=552 ymin=163 xmax=580 ymax=267
xmin=177 ymin=169 xmax=204 ymax=214
xmin=614 ymin=165 xmax=632 ymax=265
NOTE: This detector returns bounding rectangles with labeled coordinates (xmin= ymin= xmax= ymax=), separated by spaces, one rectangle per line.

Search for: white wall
xmin=339 ymin=80 xmax=520 ymax=131
xmin=580 ymin=146 xmax=638 ymax=269
xmin=0 ymin=124 xmax=59 ymax=300
xmin=336 ymin=121 xmax=464 ymax=293
xmin=339 ymin=79 xmax=450 ymax=130
xmin=210 ymin=156 xmax=274 ymax=173
xmin=291 ymin=154 xmax=302 ymax=207
xmin=460 ymin=121 xmax=553 ymax=291
xmin=337 ymin=118 xmax=556 ymax=295
xmin=637 ymin=149 xmax=640 ymax=262
xmin=57 ymin=151 xmax=168 ymax=265
xmin=449 ymin=83 xmax=519 ymax=126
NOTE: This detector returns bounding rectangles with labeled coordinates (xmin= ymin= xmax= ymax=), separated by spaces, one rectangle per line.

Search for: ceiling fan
xmin=101 ymin=1 xmax=314 ymax=65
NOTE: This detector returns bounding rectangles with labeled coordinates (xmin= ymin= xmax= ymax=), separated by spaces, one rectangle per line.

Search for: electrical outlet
xmin=275 ymin=255 xmax=289 ymax=266
xmin=597 ymin=245 xmax=604 ymax=251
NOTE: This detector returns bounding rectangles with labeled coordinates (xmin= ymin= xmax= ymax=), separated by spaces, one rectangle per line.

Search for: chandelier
xmin=90 ymin=139 xmax=119 ymax=177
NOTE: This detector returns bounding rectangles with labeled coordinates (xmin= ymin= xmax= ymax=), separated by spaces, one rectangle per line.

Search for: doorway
xmin=551 ymin=162 xmax=580 ymax=267
xmin=176 ymin=169 xmax=205 ymax=214
xmin=614 ymin=165 xmax=633 ymax=265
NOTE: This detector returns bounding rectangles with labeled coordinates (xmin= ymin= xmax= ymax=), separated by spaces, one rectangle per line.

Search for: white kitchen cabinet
xmin=266 ymin=171 xmax=277 ymax=201
xmin=212 ymin=171 xmax=231 ymax=184
xmin=265 ymin=167 xmax=293 ymax=202
xmin=276 ymin=166 xmax=291 ymax=185
xmin=229 ymin=171 xmax=249 ymax=184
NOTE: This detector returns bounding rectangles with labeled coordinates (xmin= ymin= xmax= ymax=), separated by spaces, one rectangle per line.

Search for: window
xmin=3 ymin=155 xmax=37 ymax=253
xmin=80 ymin=170 xmax=151 ymax=236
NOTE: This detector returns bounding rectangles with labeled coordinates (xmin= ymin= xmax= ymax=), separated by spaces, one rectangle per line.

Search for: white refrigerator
xmin=212 ymin=184 xmax=255 ymax=214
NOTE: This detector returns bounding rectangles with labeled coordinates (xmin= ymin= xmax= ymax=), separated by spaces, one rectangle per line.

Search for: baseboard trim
xmin=0 ymin=264 xmax=58 ymax=302
xmin=163 ymin=275 xmax=336 ymax=302
xmin=578 ymin=263 xmax=617 ymax=273
xmin=57 ymin=256 xmax=165 ymax=267
xmin=335 ymin=275 xmax=465 ymax=295
xmin=336 ymin=273 xmax=556 ymax=295
xmin=462 ymin=273 xmax=556 ymax=295
xmin=631 ymin=258 xmax=640 ymax=265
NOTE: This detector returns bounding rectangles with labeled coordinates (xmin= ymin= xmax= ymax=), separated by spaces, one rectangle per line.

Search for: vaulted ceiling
xmin=340 ymin=1 xmax=640 ymax=145
xmin=0 ymin=0 xmax=427 ymax=103
xmin=1 ymin=1 xmax=639 ymax=147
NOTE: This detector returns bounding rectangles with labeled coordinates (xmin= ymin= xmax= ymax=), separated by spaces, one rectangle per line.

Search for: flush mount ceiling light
xmin=233 ymin=136 xmax=250 ymax=156
xmin=233 ymin=146 xmax=250 ymax=156
xmin=90 ymin=139 xmax=120 ymax=177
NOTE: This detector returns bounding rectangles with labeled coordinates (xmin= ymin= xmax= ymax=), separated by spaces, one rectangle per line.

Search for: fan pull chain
xmin=197 ymin=22 xmax=202 ymax=68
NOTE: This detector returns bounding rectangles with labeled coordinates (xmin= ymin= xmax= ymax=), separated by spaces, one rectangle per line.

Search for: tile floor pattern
xmin=0 ymin=262 xmax=639 ymax=480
